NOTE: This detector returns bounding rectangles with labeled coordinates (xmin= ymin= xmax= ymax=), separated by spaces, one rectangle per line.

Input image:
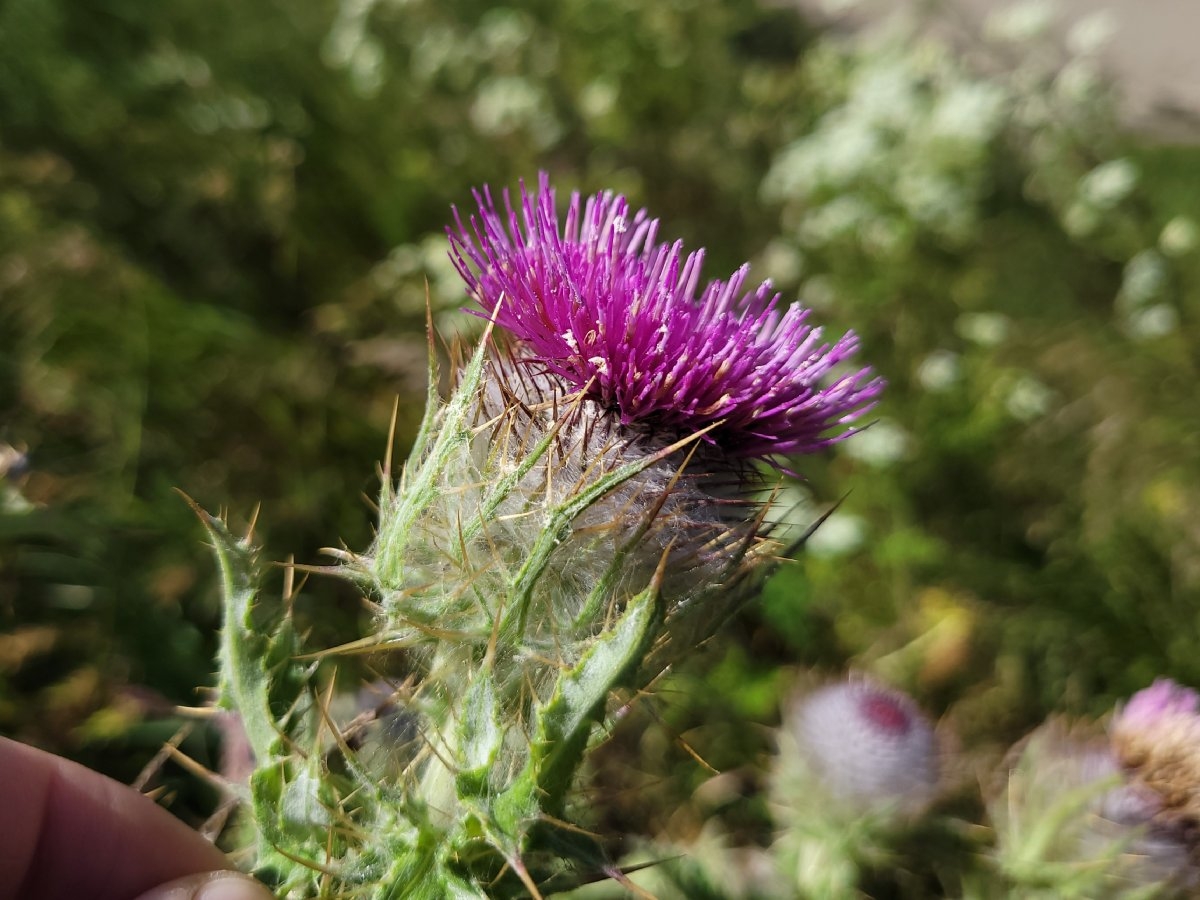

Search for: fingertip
xmin=0 ymin=736 xmax=230 ymax=900
xmin=131 ymin=870 xmax=275 ymax=900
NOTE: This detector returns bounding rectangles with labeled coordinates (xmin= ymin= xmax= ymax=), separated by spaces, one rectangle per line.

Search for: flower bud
xmin=769 ymin=677 xmax=939 ymax=897
xmin=786 ymin=678 xmax=939 ymax=814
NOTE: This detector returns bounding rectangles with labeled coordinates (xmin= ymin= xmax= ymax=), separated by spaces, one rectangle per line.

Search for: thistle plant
xmin=200 ymin=174 xmax=881 ymax=898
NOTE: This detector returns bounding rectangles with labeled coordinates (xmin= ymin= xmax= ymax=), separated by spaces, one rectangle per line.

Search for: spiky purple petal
xmin=448 ymin=173 xmax=884 ymax=461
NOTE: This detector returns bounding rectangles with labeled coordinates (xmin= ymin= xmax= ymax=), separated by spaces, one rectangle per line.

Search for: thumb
xmin=131 ymin=871 xmax=274 ymax=900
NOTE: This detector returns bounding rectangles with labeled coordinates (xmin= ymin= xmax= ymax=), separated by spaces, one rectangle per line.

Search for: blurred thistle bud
xmin=769 ymin=677 xmax=939 ymax=897
xmin=784 ymin=677 xmax=939 ymax=815
xmin=990 ymin=718 xmax=1195 ymax=896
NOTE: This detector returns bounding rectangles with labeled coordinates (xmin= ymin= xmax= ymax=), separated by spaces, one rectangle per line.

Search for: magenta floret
xmin=1116 ymin=678 xmax=1200 ymax=730
xmin=448 ymin=173 xmax=884 ymax=461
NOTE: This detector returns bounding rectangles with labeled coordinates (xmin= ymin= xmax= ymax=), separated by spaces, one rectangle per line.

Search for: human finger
xmin=130 ymin=870 xmax=274 ymax=900
xmin=0 ymin=736 xmax=231 ymax=900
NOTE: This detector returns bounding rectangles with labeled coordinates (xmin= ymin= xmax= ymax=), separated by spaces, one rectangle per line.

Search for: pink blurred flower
xmin=1114 ymin=678 xmax=1200 ymax=731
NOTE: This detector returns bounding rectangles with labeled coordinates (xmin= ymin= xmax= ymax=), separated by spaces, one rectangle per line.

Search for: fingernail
xmin=134 ymin=871 xmax=275 ymax=900
xmin=194 ymin=873 xmax=275 ymax=900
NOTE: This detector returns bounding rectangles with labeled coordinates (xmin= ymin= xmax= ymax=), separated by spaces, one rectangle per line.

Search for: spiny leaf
xmin=493 ymin=579 xmax=661 ymax=836
xmin=184 ymin=494 xmax=282 ymax=761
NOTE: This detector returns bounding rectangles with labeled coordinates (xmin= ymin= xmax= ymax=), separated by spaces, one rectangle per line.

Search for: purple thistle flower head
xmin=448 ymin=173 xmax=884 ymax=462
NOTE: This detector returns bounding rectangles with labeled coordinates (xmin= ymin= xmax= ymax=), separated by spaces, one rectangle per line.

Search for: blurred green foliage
xmin=2 ymin=0 xmax=1200 ymax=891
xmin=0 ymin=0 xmax=815 ymax=790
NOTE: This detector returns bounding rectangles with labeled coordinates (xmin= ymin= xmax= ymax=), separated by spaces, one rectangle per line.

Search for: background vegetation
xmin=2 ymin=0 xmax=1199 ymax=892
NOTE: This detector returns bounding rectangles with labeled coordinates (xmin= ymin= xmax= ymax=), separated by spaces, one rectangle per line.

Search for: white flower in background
xmin=805 ymin=511 xmax=866 ymax=558
xmin=1159 ymin=216 xmax=1199 ymax=257
xmin=1063 ymin=201 xmax=1101 ymax=238
xmin=1127 ymin=304 xmax=1180 ymax=341
xmin=764 ymin=116 xmax=882 ymax=199
xmin=821 ymin=0 xmax=864 ymax=14
xmin=1005 ymin=374 xmax=1054 ymax=421
xmin=956 ymin=311 xmax=1011 ymax=346
xmin=848 ymin=60 xmax=922 ymax=132
xmin=1077 ymin=159 xmax=1139 ymax=210
xmin=895 ymin=169 xmax=973 ymax=238
xmin=763 ymin=483 xmax=818 ymax=537
xmin=475 ymin=8 xmax=533 ymax=59
xmin=841 ymin=419 xmax=911 ymax=467
xmin=801 ymin=275 xmax=838 ymax=312
xmin=469 ymin=76 xmax=562 ymax=148
xmin=1054 ymin=58 xmax=1104 ymax=104
xmin=579 ymin=78 xmax=618 ymax=120
xmin=985 ymin=0 xmax=1055 ymax=44
xmin=758 ymin=239 xmax=805 ymax=286
xmin=798 ymin=195 xmax=874 ymax=244
xmin=917 ymin=350 xmax=962 ymax=393
xmin=1117 ymin=249 xmax=1169 ymax=308
xmin=928 ymin=81 xmax=1009 ymax=145
xmin=410 ymin=25 xmax=464 ymax=82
